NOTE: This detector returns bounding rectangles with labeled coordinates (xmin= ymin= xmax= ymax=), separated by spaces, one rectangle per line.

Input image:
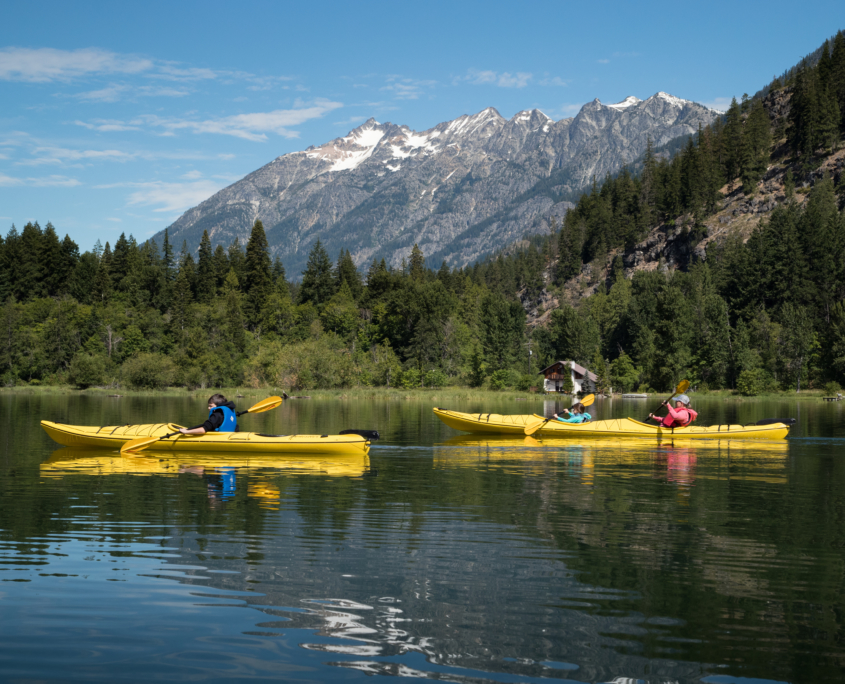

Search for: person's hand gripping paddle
xmin=120 ymin=395 xmax=286 ymax=454
xmin=645 ymin=380 xmax=690 ymax=422
xmin=524 ymin=393 xmax=595 ymax=436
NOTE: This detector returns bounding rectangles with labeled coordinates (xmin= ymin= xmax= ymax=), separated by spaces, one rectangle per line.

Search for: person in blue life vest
xmin=178 ymin=394 xmax=238 ymax=435
xmin=553 ymin=402 xmax=591 ymax=423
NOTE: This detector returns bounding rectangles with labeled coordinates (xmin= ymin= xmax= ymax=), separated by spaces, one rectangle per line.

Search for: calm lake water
xmin=1 ymin=392 xmax=844 ymax=684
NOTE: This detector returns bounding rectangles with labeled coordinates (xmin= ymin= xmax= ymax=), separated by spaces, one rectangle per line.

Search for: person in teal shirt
xmin=553 ymin=402 xmax=591 ymax=423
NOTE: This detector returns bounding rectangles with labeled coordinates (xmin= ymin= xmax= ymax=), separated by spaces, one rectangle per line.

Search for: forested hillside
xmin=1 ymin=32 xmax=844 ymax=394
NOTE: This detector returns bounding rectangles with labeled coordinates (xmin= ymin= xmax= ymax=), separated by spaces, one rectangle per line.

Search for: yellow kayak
xmin=433 ymin=409 xmax=791 ymax=440
xmin=40 ymin=420 xmax=371 ymax=455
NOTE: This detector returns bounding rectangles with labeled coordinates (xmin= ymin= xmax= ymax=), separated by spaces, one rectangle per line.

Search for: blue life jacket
xmin=208 ymin=405 xmax=237 ymax=432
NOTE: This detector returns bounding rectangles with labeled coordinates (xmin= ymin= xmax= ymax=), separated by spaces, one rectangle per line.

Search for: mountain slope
xmin=158 ymin=93 xmax=719 ymax=276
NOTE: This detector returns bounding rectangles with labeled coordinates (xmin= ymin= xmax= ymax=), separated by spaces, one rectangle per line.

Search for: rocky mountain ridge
xmin=158 ymin=93 xmax=719 ymax=276
xmin=523 ymin=87 xmax=845 ymax=328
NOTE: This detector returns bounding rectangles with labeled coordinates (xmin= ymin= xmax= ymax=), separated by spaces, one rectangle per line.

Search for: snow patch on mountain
xmin=606 ymin=96 xmax=641 ymax=110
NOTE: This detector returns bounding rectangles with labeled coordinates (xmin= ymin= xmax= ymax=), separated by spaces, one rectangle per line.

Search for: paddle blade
xmin=246 ymin=396 xmax=284 ymax=414
xmin=580 ymin=393 xmax=596 ymax=407
xmin=523 ymin=418 xmax=548 ymax=436
xmin=675 ymin=380 xmax=690 ymax=394
xmin=120 ymin=436 xmax=159 ymax=454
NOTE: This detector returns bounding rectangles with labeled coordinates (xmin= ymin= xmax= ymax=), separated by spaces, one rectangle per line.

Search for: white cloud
xmin=597 ymin=59 xmax=610 ymax=64
xmin=461 ymin=69 xmax=532 ymax=88
xmin=700 ymin=97 xmax=731 ymax=113
xmin=554 ymin=103 xmax=585 ymax=118
xmin=74 ymin=119 xmax=142 ymax=132
xmin=181 ymin=170 xmax=203 ymax=179
xmin=17 ymin=146 xmax=136 ymax=166
xmin=77 ymin=99 xmax=343 ymax=141
xmin=381 ymin=76 xmax=436 ymax=100
xmin=105 ymin=217 xmax=122 ymax=222
xmin=0 ymin=47 xmax=153 ymax=82
xmin=0 ymin=173 xmax=81 ymax=187
xmin=334 ymin=116 xmax=368 ymax=127
xmin=108 ymin=179 xmax=225 ymax=213
xmin=74 ymin=84 xmax=190 ymax=102
xmin=539 ymin=76 xmax=568 ymax=87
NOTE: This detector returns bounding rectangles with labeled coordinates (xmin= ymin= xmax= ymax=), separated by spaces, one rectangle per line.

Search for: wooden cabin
xmin=539 ymin=360 xmax=598 ymax=394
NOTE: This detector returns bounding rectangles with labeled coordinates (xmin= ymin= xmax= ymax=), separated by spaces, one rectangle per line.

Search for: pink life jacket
xmin=657 ymin=407 xmax=698 ymax=428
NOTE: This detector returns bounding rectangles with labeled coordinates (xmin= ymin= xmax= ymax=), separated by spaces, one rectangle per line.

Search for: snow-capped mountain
xmin=158 ymin=92 xmax=719 ymax=275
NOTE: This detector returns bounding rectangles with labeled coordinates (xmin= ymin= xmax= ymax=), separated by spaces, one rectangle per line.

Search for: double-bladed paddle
xmin=645 ymin=379 xmax=690 ymax=422
xmin=524 ymin=393 xmax=595 ymax=436
xmin=120 ymin=394 xmax=286 ymax=454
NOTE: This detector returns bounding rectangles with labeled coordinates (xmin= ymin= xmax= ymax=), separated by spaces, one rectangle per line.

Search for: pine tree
xmin=196 ymin=230 xmax=214 ymax=303
xmin=724 ymin=97 xmax=743 ymax=182
xmin=111 ymin=233 xmax=131 ymax=286
xmin=409 ymin=244 xmax=426 ymax=281
xmin=227 ymin=238 xmax=246 ymax=287
xmin=170 ymin=263 xmax=194 ymax=337
xmin=243 ymin=220 xmax=273 ymax=326
xmin=556 ymin=211 xmax=582 ymax=283
xmin=223 ymin=268 xmax=245 ymax=351
xmin=299 ymin=239 xmax=335 ymax=306
xmin=58 ymin=235 xmax=80 ymax=296
xmin=335 ymin=249 xmax=362 ymax=300
xmin=41 ymin=222 xmax=65 ymax=296
xmin=211 ymin=244 xmax=229 ymax=292
xmin=178 ymin=241 xmax=197 ymax=298
xmin=92 ymin=242 xmax=113 ymax=304
xmin=17 ymin=222 xmax=44 ymax=299
xmin=272 ymin=256 xmax=286 ymax=282
xmin=161 ymin=228 xmax=174 ymax=283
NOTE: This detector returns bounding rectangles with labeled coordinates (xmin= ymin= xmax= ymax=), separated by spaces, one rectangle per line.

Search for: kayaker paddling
xmin=553 ymin=402 xmax=592 ymax=424
xmin=179 ymin=394 xmax=238 ymax=435
xmin=649 ymin=394 xmax=697 ymax=428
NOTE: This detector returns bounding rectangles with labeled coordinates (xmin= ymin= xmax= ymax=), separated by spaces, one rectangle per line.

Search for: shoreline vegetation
xmin=1 ymin=37 xmax=843 ymax=400
xmin=1 ymin=384 xmax=838 ymax=402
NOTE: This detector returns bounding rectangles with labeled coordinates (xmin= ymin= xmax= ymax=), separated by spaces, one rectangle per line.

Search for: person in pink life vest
xmin=649 ymin=394 xmax=698 ymax=428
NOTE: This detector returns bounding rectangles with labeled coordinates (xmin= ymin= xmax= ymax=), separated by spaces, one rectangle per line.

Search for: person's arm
xmin=180 ymin=409 xmax=222 ymax=435
xmin=665 ymin=404 xmax=685 ymax=421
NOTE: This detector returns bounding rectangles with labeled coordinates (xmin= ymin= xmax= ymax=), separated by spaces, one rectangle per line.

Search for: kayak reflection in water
xmin=649 ymin=394 xmax=698 ymax=428
xmin=553 ymin=402 xmax=592 ymax=423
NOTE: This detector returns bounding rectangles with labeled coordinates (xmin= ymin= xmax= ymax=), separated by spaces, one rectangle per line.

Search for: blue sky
xmin=0 ymin=0 xmax=840 ymax=252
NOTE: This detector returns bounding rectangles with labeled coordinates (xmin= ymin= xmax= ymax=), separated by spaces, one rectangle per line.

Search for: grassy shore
xmin=0 ymin=384 xmax=839 ymax=402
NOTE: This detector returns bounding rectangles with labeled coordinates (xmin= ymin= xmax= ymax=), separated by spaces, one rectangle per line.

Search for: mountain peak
xmin=648 ymin=92 xmax=691 ymax=107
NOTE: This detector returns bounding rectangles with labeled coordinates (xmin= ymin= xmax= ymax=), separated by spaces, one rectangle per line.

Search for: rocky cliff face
xmin=158 ymin=93 xmax=719 ymax=276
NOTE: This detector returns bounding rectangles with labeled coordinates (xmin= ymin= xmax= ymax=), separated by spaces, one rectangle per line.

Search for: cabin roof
xmin=538 ymin=360 xmax=598 ymax=382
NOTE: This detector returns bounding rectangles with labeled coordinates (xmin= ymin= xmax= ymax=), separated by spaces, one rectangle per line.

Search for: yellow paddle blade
xmin=120 ymin=436 xmax=161 ymax=454
xmin=580 ymin=393 xmax=596 ymax=407
xmin=245 ymin=395 xmax=284 ymax=414
xmin=676 ymin=380 xmax=691 ymax=394
xmin=523 ymin=417 xmax=549 ymax=436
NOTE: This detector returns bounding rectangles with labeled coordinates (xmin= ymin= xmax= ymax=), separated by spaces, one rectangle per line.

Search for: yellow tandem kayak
xmin=433 ymin=409 xmax=791 ymax=440
xmin=40 ymin=420 xmax=371 ymax=455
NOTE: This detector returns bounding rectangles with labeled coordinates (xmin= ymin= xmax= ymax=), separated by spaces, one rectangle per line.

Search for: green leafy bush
xmin=399 ymin=368 xmax=421 ymax=389
xmin=121 ymin=353 xmax=176 ymax=390
xmin=423 ymin=368 xmax=448 ymax=388
xmin=489 ymin=369 xmax=512 ymax=391
xmin=67 ymin=352 xmax=107 ymax=389
xmin=824 ymin=381 xmax=841 ymax=394
xmin=737 ymin=369 xmax=778 ymax=396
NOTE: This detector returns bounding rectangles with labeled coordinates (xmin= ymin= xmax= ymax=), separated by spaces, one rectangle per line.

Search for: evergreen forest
xmin=2 ymin=32 xmax=845 ymax=395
